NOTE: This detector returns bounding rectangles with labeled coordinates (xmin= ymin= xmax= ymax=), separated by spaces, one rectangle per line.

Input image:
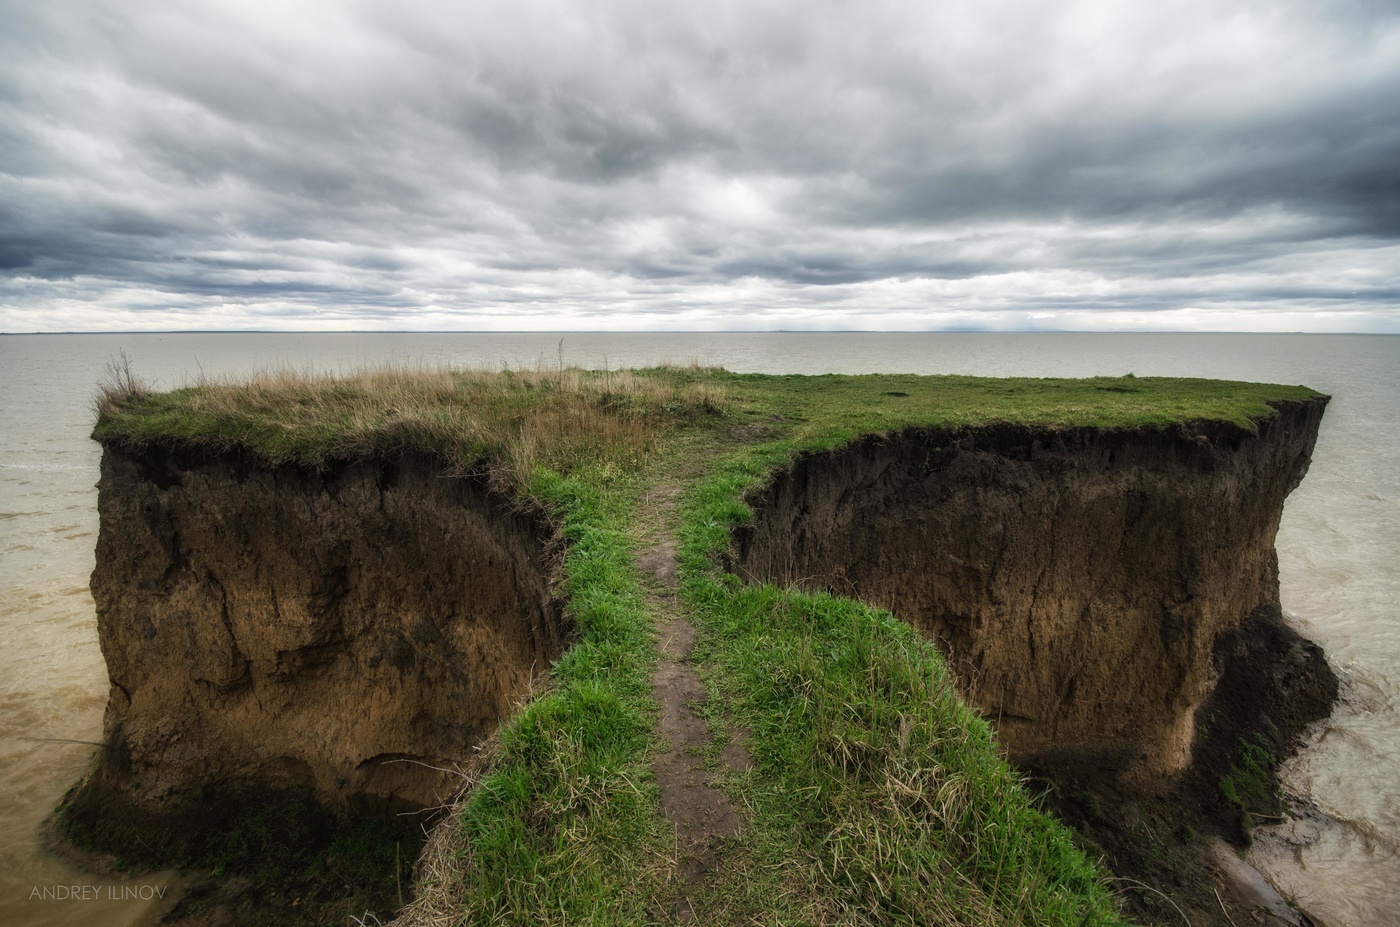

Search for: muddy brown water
xmin=2 ymin=332 xmax=1396 ymax=926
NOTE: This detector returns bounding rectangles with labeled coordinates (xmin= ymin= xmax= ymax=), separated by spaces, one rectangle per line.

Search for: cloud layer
xmin=3 ymin=0 xmax=1399 ymax=331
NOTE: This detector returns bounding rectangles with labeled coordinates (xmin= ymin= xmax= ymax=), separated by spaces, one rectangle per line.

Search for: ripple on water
xmin=0 ymin=464 xmax=92 ymax=472
xmin=1252 ymin=819 xmax=1400 ymax=927
xmin=1298 ymin=722 xmax=1400 ymax=839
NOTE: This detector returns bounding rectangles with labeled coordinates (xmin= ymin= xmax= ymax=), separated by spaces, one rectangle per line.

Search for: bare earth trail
xmin=634 ymin=482 xmax=752 ymax=922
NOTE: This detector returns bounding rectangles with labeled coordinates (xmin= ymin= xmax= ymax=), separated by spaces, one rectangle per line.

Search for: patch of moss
xmin=1220 ymin=733 xmax=1283 ymax=835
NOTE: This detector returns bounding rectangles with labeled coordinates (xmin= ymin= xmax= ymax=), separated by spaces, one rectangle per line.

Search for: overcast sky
xmin=2 ymin=0 xmax=1398 ymax=332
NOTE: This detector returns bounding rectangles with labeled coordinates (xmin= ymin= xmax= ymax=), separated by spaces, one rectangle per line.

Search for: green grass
xmin=452 ymin=464 xmax=673 ymax=925
xmin=715 ymin=371 xmax=1316 ymax=455
xmin=675 ymin=443 xmax=1123 ymax=926
xmin=88 ymin=363 xmax=1321 ymax=926
xmin=95 ymin=361 xmax=1316 ymax=481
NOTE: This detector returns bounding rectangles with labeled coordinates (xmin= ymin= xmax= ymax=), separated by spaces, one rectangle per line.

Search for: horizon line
xmin=3 ymin=329 xmax=1389 ymax=336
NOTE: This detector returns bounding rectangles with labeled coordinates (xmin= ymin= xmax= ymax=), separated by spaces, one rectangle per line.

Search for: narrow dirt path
xmin=635 ymin=483 xmax=750 ymax=921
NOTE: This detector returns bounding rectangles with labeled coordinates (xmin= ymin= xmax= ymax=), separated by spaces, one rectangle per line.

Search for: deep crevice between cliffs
xmin=729 ymin=400 xmax=1338 ymax=927
xmin=59 ymin=445 xmax=569 ymax=926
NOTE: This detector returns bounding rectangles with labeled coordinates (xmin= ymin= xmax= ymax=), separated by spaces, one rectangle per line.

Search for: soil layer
xmin=732 ymin=402 xmax=1331 ymax=783
xmin=62 ymin=445 xmax=568 ymax=923
xmin=731 ymin=401 xmax=1338 ymax=925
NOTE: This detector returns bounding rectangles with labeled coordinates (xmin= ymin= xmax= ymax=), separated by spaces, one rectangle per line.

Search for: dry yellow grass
xmin=94 ymin=359 xmax=728 ymax=487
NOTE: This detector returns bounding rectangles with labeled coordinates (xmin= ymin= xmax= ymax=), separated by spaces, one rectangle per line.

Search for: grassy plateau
xmin=89 ymin=362 xmax=1320 ymax=927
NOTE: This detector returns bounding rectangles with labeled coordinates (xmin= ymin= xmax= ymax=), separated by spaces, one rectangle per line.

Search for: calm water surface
xmin=1 ymin=332 xmax=1396 ymax=926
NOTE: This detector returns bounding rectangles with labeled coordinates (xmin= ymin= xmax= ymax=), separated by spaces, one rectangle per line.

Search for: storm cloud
xmin=2 ymin=0 xmax=1398 ymax=331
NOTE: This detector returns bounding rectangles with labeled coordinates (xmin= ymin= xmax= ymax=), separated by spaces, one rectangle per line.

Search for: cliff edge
xmin=66 ymin=446 xmax=567 ymax=838
xmin=63 ymin=369 xmax=1337 ymax=926
xmin=732 ymin=397 xmax=1336 ymax=788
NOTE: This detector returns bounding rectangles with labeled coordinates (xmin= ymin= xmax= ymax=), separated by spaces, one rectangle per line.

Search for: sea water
xmin=1 ymin=332 xmax=1396 ymax=926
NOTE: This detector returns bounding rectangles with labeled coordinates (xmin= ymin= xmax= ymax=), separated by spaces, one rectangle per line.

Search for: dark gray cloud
xmin=1 ymin=0 xmax=1398 ymax=331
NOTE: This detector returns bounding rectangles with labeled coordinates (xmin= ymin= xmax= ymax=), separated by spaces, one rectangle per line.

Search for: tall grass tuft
xmin=94 ymin=350 xmax=150 ymax=416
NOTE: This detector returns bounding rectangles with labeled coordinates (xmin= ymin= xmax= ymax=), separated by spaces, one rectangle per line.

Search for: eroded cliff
xmin=65 ymin=383 xmax=1339 ymax=927
xmin=732 ymin=398 xmax=1336 ymax=787
xmin=70 ymin=446 xmax=567 ymax=831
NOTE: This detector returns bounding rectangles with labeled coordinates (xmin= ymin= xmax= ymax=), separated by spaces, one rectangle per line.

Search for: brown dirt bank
xmin=61 ymin=445 xmax=568 ymax=922
xmin=730 ymin=399 xmax=1338 ymax=923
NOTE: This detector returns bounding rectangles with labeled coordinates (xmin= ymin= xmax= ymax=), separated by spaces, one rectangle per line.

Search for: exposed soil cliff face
xmin=733 ymin=398 xmax=1334 ymax=786
xmin=78 ymin=446 xmax=567 ymax=825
